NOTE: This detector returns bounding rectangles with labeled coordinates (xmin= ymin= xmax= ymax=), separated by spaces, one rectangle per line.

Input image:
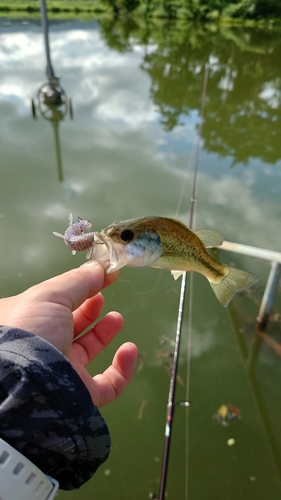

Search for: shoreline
xmin=1 ymin=1 xmax=281 ymax=27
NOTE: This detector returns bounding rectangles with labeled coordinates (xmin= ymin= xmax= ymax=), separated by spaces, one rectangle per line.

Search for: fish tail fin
xmin=209 ymin=267 xmax=258 ymax=307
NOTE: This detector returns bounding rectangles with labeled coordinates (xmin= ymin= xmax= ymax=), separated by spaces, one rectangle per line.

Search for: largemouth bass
xmin=54 ymin=215 xmax=258 ymax=307
xmin=95 ymin=216 xmax=258 ymax=307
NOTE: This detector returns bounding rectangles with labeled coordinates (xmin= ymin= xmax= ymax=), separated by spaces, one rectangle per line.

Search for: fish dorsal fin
xmin=171 ymin=270 xmax=185 ymax=280
xmin=194 ymin=229 xmax=223 ymax=248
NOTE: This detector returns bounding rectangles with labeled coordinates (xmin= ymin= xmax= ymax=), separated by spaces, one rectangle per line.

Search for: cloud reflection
xmin=0 ymin=25 xmax=156 ymax=126
xmin=0 ymin=20 xmax=280 ymax=287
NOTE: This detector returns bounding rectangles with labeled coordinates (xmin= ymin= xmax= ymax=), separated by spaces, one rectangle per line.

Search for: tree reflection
xmin=99 ymin=19 xmax=281 ymax=164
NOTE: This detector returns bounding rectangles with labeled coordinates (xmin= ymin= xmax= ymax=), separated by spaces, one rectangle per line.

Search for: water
xmin=0 ymin=16 xmax=281 ymax=499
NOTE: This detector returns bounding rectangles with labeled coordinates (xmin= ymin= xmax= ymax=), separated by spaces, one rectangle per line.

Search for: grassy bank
xmin=0 ymin=0 xmax=281 ymax=25
xmin=0 ymin=1 xmax=112 ymax=16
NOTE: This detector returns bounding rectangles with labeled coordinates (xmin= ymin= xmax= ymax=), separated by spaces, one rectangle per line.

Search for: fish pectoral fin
xmin=195 ymin=229 xmax=224 ymax=248
xmin=171 ymin=270 xmax=186 ymax=280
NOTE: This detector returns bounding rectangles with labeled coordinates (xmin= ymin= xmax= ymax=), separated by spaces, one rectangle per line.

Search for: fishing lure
xmin=53 ymin=214 xmax=95 ymax=256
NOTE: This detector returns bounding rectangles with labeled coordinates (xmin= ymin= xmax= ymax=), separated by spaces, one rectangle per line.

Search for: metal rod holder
xmin=257 ymin=261 xmax=281 ymax=328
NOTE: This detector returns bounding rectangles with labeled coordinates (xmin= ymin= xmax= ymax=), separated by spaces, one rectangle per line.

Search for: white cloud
xmin=259 ymin=82 xmax=281 ymax=109
xmin=0 ymin=26 xmax=157 ymax=127
xmin=0 ymin=21 xmax=280 ymax=282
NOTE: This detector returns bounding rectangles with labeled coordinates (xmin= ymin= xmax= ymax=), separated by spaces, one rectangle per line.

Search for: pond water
xmin=0 ymin=15 xmax=281 ymax=500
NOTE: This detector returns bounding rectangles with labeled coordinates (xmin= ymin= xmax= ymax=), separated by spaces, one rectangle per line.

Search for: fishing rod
xmin=157 ymin=64 xmax=209 ymax=500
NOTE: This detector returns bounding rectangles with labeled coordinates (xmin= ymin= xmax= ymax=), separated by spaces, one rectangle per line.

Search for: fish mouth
xmin=93 ymin=228 xmax=164 ymax=273
xmin=94 ymin=232 xmax=126 ymax=273
xmin=93 ymin=232 xmax=116 ymax=272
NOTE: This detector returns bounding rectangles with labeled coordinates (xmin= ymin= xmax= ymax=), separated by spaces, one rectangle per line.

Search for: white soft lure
xmin=53 ymin=214 xmax=119 ymax=268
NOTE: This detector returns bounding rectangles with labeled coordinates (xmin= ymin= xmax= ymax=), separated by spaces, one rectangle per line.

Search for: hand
xmin=0 ymin=261 xmax=138 ymax=407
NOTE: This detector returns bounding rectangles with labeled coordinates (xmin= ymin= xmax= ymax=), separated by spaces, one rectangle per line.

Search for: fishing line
xmin=174 ymin=147 xmax=196 ymax=220
xmin=118 ymin=270 xmax=163 ymax=295
xmin=158 ymin=64 xmax=209 ymax=500
xmin=184 ymin=63 xmax=209 ymax=500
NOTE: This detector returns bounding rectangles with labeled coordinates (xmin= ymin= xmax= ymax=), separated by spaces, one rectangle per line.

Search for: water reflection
xmin=100 ymin=19 xmax=281 ymax=164
xmin=0 ymin=16 xmax=281 ymax=500
xmin=31 ymin=0 xmax=73 ymax=181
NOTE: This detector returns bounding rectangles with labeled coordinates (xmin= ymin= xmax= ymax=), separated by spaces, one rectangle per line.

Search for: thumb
xmin=29 ymin=262 xmax=106 ymax=311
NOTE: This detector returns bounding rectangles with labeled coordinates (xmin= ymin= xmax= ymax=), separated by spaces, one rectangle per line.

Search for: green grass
xmin=0 ymin=0 xmax=112 ymax=14
xmin=0 ymin=0 xmax=280 ymax=25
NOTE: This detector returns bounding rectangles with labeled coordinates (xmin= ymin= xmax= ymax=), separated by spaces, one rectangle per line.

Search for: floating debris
xmin=137 ymin=400 xmax=147 ymax=420
xmin=227 ymin=438 xmax=236 ymax=446
xmin=214 ymin=404 xmax=241 ymax=427
xmin=136 ymin=353 xmax=145 ymax=374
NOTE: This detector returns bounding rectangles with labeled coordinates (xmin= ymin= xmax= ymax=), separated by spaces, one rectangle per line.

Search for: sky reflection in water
xmin=0 ymin=17 xmax=281 ymax=500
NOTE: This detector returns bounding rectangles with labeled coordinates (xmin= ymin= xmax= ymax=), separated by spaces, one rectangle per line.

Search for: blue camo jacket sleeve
xmin=0 ymin=326 xmax=111 ymax=490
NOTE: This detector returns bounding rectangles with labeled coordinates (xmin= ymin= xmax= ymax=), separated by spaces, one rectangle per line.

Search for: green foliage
xmin=1 ymin=0 xmax=281 ymax=21
xmin=0 ymin=0 xmax=113 ymax=15
xmin=222 ymin=0 xmax=281 ymax=20
xmin=98 ymin=17 xmax=281 ymax=164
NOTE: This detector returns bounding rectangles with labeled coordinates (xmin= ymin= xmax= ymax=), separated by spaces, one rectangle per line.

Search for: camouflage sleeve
xmin=0 ymin=326 xmax=111 ymax=490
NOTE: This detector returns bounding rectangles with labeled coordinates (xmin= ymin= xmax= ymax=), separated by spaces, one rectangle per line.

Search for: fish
xmin=53 ymin=215 xmax=258 ymax=307
xmin=95 ymin=216 xmax=258 ymax=307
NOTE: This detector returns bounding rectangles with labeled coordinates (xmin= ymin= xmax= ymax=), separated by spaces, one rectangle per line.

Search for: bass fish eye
xmin=120 ymin=229 xmax=134 ymax=243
